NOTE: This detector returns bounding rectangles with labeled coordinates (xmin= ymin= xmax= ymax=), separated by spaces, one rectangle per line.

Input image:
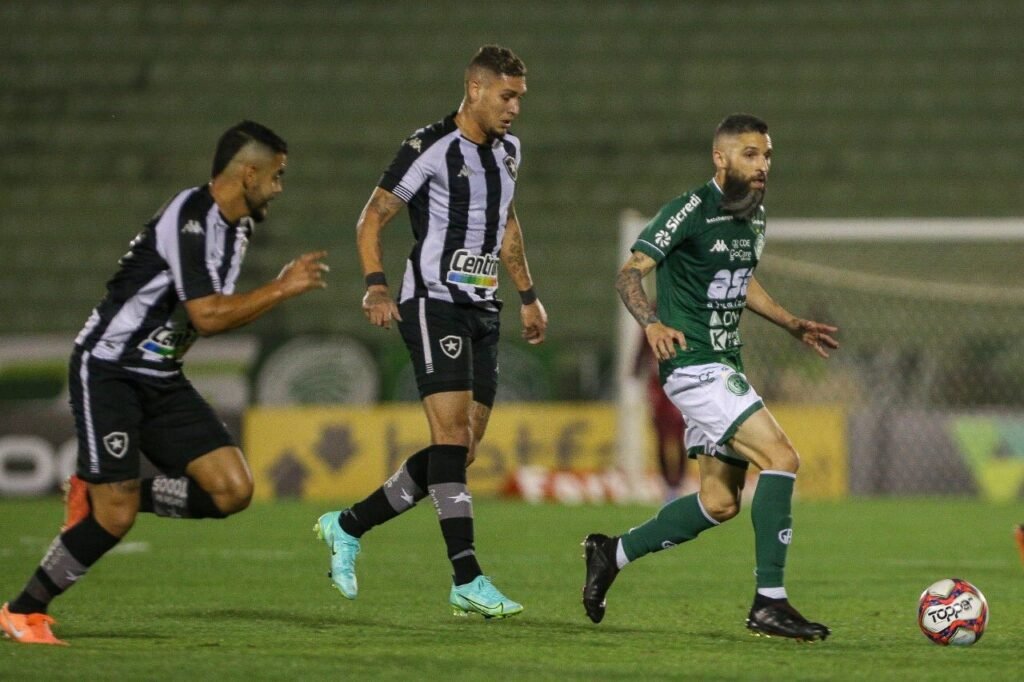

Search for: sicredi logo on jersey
xmin=446 ymin=249 xmax=499 ymax=289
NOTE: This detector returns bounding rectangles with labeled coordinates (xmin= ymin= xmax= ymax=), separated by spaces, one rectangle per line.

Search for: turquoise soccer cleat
xmin=449 ymin=575 xmax=524 ymax=619
xmin=314 ymin=511 xmax=361 ymax=599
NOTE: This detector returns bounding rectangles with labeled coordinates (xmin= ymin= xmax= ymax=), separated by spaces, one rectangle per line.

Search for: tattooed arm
xmin=500 ymin=205 xmax=548 ymax=344
xmin=616 ymin=251 xmax=688 ymax=360
xmin=356 ymin=187 xmax=406 ymax=329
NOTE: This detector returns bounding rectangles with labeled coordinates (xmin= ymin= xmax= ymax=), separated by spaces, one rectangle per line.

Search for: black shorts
xmin=397 ymin=298 xmax=500 ymax=407
xmin=68 ymin=348 xmax=236 ymax=483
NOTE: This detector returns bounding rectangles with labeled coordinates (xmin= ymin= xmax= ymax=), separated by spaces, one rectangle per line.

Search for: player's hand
xmin=277 ymin=251 xmax=329 ymax=297
xmin=362 ymin=286 xmax=402 ymax=329
xmin=790 ymin=318 xmax=839 ymax=358
xmin=521 ymin=299 xmax=548 ymax=345
xmin=645 ymin=321 xmax=687 ymax=361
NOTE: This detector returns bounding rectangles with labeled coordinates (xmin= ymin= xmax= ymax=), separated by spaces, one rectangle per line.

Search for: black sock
xmin=9 ymin=514 xmax=120 ymax=614
xmin=138 ymin=476 xmax=226 ymax=518
xmin=426 ymin=444 xmax=482 ymax=585
xmin=339 ymin=447 xmax=430 ymax=538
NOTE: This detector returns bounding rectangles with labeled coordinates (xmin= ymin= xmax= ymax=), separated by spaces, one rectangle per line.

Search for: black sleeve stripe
xmin=502 ymin=137 xmax=517 ymax=159
xmin=378 ymin=116 xmax=456 ymax=199
xmin=161 ymin=188 xmax=218 ymax=301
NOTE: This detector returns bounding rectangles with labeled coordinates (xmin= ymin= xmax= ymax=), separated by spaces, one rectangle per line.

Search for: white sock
xmin=757 ymin=587 xmax=788 ymax=600
xmin=615 ymin=539 xmax=630 ymax=569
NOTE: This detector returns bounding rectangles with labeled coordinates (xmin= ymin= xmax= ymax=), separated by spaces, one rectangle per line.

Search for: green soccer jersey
xmin=631 ymin=179 xmax=767 ymax=382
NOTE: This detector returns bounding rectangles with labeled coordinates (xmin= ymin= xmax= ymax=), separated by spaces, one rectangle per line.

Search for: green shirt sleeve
xmin=631 ymin=192 xmax=704 ymax=263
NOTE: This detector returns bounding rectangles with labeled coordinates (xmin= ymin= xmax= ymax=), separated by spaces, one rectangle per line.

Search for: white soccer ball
xmin=917 ymin=578 xmax=989 ymax=646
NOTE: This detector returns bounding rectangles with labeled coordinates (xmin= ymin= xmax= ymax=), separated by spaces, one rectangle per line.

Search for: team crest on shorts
xmin=439 ymin=335 xmax=463 ymax=359
xmin=103 ymin=431 xmax=129 ymax=459
xmin=726 ymin=373 xmax=750 ymax=396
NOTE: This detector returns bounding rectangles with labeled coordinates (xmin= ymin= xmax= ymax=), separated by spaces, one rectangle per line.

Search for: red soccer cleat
xmin=61 ymin=475 xmax=91 ymax=532
xmin=0 ymin=602 xmax=67 ymax=646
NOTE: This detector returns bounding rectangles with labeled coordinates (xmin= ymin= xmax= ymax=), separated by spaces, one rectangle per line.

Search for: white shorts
xmin=662 ymin=362 xmax=764 ymax=468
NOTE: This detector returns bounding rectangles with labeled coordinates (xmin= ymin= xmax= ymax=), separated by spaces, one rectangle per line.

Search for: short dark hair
xmin=211 ymin=120 xmax=288 ymax=178
xmin=468 ymin=44 xmax=526 ymax=78
xmin=715 ymin=113 xmax=768 ymax=139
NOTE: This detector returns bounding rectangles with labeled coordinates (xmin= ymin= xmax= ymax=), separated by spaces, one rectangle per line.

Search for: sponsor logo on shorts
xmin=726 ymin=373 xmax=750 ymax=396
xmin=778 ymin=528 xmax=793 ymax=545
xmin=439 ymin=335 xmax=463 ymax=359
xmin=103 ymin=431 xmax=129 ymax=459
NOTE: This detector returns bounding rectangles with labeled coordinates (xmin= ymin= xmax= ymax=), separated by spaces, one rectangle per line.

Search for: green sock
xmin=621 ymin=493 xmax=718 ymax=561
xmin=752 ymin=471 xmax=796 ymax=588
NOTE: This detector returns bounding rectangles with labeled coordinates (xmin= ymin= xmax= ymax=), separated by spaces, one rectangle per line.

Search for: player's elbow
xmin=185 ymin=296 xmax=229 ymax=336
xmin=192 ymin=322 xmax=221 ymax=337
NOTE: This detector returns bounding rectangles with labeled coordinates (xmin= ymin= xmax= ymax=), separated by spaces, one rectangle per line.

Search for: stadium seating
xmin=1 ymin=1 xmax=1019 ymax=388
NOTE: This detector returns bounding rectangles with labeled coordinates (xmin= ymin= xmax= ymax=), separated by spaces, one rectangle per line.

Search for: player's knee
xmin=206 ymin=465 xmax=254 ymax=516
xmin=433 ymin=423 xmax=472 ymax=448
xmin=219 ymin=475 xmax=254 ymax=515
xmin=93 ymin=500 xmax=139 ymax=537
xmin=700 ymin=490 xmax=741 ymax=522
xmin=704 ymin=498 xmax=740 ymax=522
xmin=768 ymin=444 xmax=800 ymax=474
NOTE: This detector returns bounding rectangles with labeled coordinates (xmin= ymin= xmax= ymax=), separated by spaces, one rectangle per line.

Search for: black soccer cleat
xmin=581 ymin=533 xmax=620 ymax=624
xmin=745 ymin=597 xmax=831 ymax=642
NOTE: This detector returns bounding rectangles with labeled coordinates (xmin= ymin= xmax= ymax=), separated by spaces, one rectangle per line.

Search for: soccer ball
xmin=917 ymin=578 xmax=989 ymax=646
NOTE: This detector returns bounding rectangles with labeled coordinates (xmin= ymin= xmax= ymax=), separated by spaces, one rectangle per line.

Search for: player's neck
xmin=208 ymin=179 xmax=247 ymax=225
xmin=454 ymin=105 xmax=490 ymax=145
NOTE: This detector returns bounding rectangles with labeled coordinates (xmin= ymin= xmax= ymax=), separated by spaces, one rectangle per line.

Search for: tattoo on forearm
xmin=615 ymin=267 xmax=658 ymax=326
xmin=501 ymin=221 xmax=530 ymax=285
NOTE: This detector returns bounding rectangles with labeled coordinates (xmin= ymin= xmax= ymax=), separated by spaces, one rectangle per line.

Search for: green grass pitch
xmin=1 ymin=497 xmax=1021 ymax=680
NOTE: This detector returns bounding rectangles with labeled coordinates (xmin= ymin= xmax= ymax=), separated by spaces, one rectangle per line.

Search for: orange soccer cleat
xmin=1015 ymin=524 xmax=1024 ymax=568
xmin=61 ymin=475 xmax=90 ymax=532
xmin=0 ymin=603 xmax=67 ymax=645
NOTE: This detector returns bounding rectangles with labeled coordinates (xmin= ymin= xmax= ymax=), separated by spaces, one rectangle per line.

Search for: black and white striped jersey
xmin=378 ymin=113 xmax=521 ymax=312
xmin=74 ymin=185 xmax=252 ymax=375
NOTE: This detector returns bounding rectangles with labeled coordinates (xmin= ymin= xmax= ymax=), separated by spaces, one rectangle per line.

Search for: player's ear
xmin=243 ymin=162 xmax=259 ymax=184
xmin=466 ymin=77 xmax=482 ymax=104
xmin=712 ymin=147 xmax=726 ymax=172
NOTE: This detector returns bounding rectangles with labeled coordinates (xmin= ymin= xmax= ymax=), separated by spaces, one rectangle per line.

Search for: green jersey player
xmin=582 ymin=114 xmax=839 ymax=641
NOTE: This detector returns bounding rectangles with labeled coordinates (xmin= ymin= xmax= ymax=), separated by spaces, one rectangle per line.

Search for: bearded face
xmin=714 ymin=131 xmax=771 ymax=220
xmin=242 ymin=152 xmax=287 ymax=223
xmin=719 ymin=167 xmax=765 ymax=220
xmin=245 ymin=188 xmax=271 ymax=223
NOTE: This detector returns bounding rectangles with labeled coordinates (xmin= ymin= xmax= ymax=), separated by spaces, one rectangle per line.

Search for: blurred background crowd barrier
xmin=1 ymin=1 xmax=1021 ymax=500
